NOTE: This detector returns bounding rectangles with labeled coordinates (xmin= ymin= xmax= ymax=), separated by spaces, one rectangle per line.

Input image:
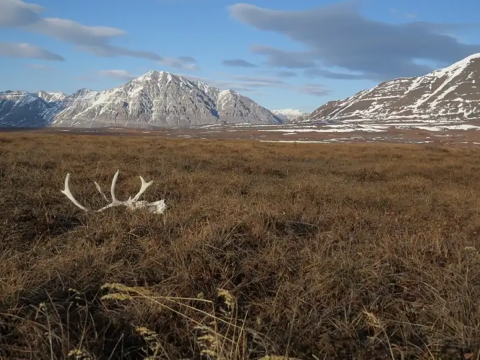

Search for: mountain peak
xmin=428 ymin=53 xmax=480 ymax=79
xmin=37 ymin=90 xmax=67 ymax=103
xmin=0 ymin=69 xmax=283 ymax=128
xmin=72 ymin=88 xmax=93 ymax=95
xmin=272 ymin=109 xmax=306 ymax=122
xmin=135 ymin=70 xmax=176 ymax=82
xmin=452 ymin=53 xmax=480 ymax=66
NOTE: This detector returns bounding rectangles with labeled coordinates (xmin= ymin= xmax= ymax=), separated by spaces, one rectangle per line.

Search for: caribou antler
xmin=61 ymin=170 xmax=166 ymax=214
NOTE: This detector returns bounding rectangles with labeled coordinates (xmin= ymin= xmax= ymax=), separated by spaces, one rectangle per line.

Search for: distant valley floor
xmin=4 ymin=119 xmax=480 ymax=146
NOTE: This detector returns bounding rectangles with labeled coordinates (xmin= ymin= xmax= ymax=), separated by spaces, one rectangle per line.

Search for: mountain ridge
xmin=300 ymin=53 xmax=480 ymax=123
xmin=0 ymin=71 xmax=284 ymax=128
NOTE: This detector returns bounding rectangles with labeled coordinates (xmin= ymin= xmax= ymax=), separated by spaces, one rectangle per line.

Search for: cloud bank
xmin=229 ymin=2 xmax=480 ymax=80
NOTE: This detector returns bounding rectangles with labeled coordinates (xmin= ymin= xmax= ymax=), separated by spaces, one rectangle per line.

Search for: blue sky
xmin=1 ymin=0 xmax=480 ymax=112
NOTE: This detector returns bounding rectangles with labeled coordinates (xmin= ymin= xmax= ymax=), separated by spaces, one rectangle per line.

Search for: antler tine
xmin=110 ymin=170 xmax=120 ymax=204
xmin=61 ymin=173 xmax=89 ymax=212
xmin=94 ymin=181 xmax=110 ymax=202
xmin=96 ymin=202 xmax=116 ymax=212
xmin=131 ymin=176 xmax=154 ymax=202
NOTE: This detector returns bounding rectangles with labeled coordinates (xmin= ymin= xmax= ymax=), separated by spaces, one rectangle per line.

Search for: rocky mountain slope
xmin=0 ymin=91 xmax=51 ymax=127
xmin=301 ymin=53 xmax=480 ymax=122
xmin=271 ymin=109 xmax=306 ymax=122
xmin=0 ymin=71 xmax=283 ymax=128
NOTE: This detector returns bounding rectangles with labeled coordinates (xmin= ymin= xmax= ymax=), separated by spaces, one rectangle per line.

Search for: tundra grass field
xmin=1 ymin=133 xmax=480 ymax=360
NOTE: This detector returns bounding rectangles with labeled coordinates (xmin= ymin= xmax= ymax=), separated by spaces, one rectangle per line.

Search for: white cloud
xmin=0 ymin=0 xmax=43 ymax=28
xmin=0 ymin=41 xmax=64 ymax=60
xmin=98 ymin=69 xmax=137 ymax=80
xmin=27 ymin=17 xmax=126 ymax=45
xmin=159 ymin=56 xmax=199 ymax=70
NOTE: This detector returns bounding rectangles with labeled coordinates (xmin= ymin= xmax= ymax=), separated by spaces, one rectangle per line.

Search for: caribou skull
xmin=61 ymin=170 xmax=166 ymax=214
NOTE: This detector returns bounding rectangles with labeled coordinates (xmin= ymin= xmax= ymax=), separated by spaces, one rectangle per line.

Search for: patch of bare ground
xmin=12 ymin=125 xmax=480 ymax=146
xmin=1 ymin=133 xmax=480 ymax=359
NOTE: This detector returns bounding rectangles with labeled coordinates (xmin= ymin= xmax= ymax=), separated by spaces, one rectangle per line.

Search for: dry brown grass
xmin=1 ymin=133 xmax=480 ymax=359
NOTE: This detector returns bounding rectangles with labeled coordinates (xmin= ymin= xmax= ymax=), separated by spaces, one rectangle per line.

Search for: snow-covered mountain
xmin=0 ymin=71 xmax=284 ymax=128
xmin=0 ymin=91 xmax=51 ymax=127
xmin=271 ymin=109 xmax=306 ymax=122
xmin=301 ymin=53 xmax=480 ymax=122
xmin=37 ymin=91 xmax=67 ymax=104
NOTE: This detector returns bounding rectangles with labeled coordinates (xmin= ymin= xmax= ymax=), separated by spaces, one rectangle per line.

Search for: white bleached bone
xmin=61 ymin=170 xmax=166 ymax=215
